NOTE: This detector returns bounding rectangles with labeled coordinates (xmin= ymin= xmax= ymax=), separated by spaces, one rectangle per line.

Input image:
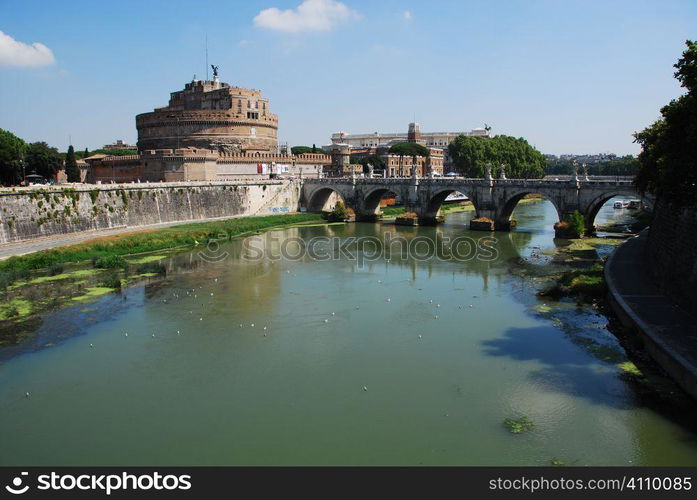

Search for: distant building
xmin=330 ymin=123 xmax=490 ymax=171
xmin=331 ymin=123 xmax=490 ymax=149
xmin=102 ymin=139 xmax=137 ymax=150
xmin=324 ymin=123 xmax=444 ymax=178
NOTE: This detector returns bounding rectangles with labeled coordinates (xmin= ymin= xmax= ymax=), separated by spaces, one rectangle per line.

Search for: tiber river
xmin=1 ymin=199 xmax=697 ymax=466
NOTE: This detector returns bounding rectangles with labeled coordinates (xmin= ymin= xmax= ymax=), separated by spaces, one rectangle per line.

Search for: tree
xmin=448 ymin=135 xmax=545 ymax=179
xmin=0 ymin=128 xmax=27 ymax=185
xmin=291 ymin=146 xmax=315 ymax=155
xmin=388 ymin=142 xmax=430 ymax=158
xmin=65 ymin=145 xmax=81 ymax=182
xmin=350 ymin=153 xmax=386 ymax=173
xmin=388 ymin=142 xmax=430 ymax=176
xmin=25 ymin=142 xmax=63 ymax=181
xmin=634 ymin=40 xmax=697 ymax=206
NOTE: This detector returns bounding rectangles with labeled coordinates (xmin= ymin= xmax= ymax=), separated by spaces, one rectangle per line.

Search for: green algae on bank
xmin=0 ymin=298 xmax=32 ymax=320
xmin=71 ymin=286 xmax=118 ymax=302
xmin=125 ymin=255 xmax=167 ymax=265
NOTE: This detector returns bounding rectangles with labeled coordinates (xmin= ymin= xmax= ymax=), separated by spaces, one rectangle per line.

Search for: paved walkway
xmin=605 ymin=231 xmax=697 ymax=399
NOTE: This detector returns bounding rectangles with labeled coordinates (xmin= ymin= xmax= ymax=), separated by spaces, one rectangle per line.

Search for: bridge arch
xmin=422 ymin=187 xmax=477 ymax=225
xmin=360 ymin=186 xmax=401 ymax=219
xmin=306 ymin=186 xmax=347 ymax=213
xmin=583 ymin=189 xmax=644 ymax=233
xmin=496 ymin=190 xmax=564 ymax=230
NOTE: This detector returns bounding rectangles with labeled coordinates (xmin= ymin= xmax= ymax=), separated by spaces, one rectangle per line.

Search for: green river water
xmin=1 ymin=199 xmax=696 ymax=465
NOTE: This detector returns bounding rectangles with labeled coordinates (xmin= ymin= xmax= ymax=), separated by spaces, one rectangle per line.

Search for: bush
xmin=0 ymin=268 xmax=30 ymax=290
xmin=326 ymin=202 xmax=354 ymax=222
xmin=554 ymin=210 xmax=585 ymax=238
xmin=92 ymin=254 xmax=127 ymax=269
xmin=99 ymin=272 xmax=122 ymax=289
xmin=48 ymin=264 xmax=64 ymax=276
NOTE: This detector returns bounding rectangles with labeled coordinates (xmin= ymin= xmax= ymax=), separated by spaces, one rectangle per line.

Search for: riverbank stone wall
xmin=0 ymin=180 xmax=302 ymax=244
xmin=645 ymin=200 xmax=697 ymax=315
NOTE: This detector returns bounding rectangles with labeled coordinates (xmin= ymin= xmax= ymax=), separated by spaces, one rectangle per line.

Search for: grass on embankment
xmin=0 ymin=213 xmax=323 ymax=289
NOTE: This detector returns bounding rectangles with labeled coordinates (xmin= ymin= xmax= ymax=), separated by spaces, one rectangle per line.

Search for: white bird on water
xmin=418 ymin=334 xmax=422 ymax=339
xmin=363 ymin=386 xmax=368 ymax=392
xmin=25 ymin=392 xmax=30 ymax=398
xmin=331 ymin=312 xmax=335 ymax=316
xmin=124 ymin=333 xmax=128 ymax=337
xmin=90 ymin=343 xmax=94 ymax=348
xmin=263 ymin=326 xmax=267 ymax=331
xmin=251 ymin=323 xmax=255 ymax=327
xmin=385 ymin=298 xmax=391 ymax=302
xmin=324 ymin=319 xmax=329 ymax=323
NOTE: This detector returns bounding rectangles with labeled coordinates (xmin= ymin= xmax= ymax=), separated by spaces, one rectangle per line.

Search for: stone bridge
xmin=301 ymin=176 xmax=649 ymax=233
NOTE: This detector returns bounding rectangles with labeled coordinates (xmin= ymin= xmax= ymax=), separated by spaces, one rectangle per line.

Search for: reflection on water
xmin=0 ymin=199 xmax=696 ymax=466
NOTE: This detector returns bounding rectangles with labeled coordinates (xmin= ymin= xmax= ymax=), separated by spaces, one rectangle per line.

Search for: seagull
xmin=418 ymin=334 xmax=422 ymax=339
xmin=177 ymin=330 xmax=181 ymax=335
xmin=386 ymin=298 xmax=391 ymax=302
xmin=124 ymin=333 xmax=128 ymax=337
xmin=429 ymin=299 xmax=433 ymax=303
xmin=90 ymin=343 xmax=94 ymax=348
xmin=210 ymin=293 xmax=214 ymax=296
xmin=199 ymin=317 xmax=203 ymax=321
xmin=434 ymin=315 xmax=439 ymax=319
xmin=469 ymin=304 xmax=474 ymax=308
xmin=331 ymin=312 xmax=335 ymax=316
xmin=355 ymin=306 xmax=360 ymax=310
xmin=324 ymin=319 xmax=329 ymax=323
xmin=378 ymin=280 xmax=382 ymax=284
xmin=25 ymin=392 xmax=30 ymax=398
xmin=363 ymin=386 xmax=368 ymax=391
xmin=263 ymin=326 xmax=267 ymax=331
xmin=152 ymin=334 xmax=155 ymax=338
xmin=436 ymin=304 xmax=441 ymax=308
xmin=251 ymin=323 xmax=255 ymax=327
xmin=239 ymin=324 xmax=243 ymax=328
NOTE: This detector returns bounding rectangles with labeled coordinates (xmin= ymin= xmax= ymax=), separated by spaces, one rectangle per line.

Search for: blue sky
xmin=0 ymin=0 xmax=695 ymax=154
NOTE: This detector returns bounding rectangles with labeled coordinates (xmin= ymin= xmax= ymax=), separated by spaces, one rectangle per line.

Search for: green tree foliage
xmin=545 ymin=156 xmax=639 ymax=176
xmin=350 ymin=154 xmax=387 ymax=172
xmin=448 ymin=135 xmax=545 ymax=178
xmin=64 ymin=145 xmax=81 ymax=182
xmin=388 ymin=142 xmax=430 ymax=158
xmin=0 ymin=128 xmax=27 ymax=185
xmin=291 ymin=146 xmax=317 ymax=155
xmin=634 ymin=40 xmax=697 ymax=206
xmin=25 ymin=142 xmax=63 ymax=180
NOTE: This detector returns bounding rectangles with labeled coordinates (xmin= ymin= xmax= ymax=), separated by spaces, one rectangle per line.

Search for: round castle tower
xmin=136 ymin=76 xmax=278 ymax=154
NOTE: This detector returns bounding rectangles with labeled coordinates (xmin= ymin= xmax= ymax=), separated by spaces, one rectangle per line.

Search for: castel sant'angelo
xmin=86 ymin=69 xmax=330 ymax=182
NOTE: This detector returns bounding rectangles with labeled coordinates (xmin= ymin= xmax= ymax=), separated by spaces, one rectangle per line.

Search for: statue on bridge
xmin=485 ymin=163 xmax=493 ymax=181
xmin=500 ymin=163 xmax=507 ymax=180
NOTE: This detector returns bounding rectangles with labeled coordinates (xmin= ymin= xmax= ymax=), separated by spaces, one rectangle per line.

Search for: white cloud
xmin=403 ymin=10 xmax=412 ymax=21
xmin=254 ymin=0 xmax=360 ymax=33
xmin=0 ymin=30 xmax=55 ymax=67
